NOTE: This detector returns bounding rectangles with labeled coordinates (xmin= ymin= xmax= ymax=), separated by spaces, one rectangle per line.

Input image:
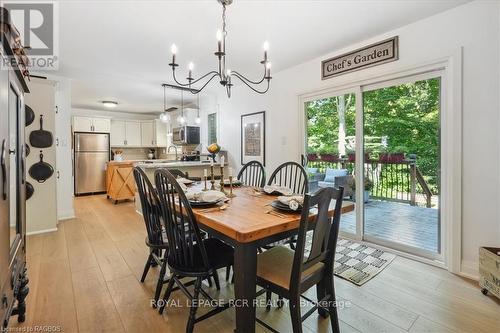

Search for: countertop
xmin=133 ymin=160 xmax=226 ymax=169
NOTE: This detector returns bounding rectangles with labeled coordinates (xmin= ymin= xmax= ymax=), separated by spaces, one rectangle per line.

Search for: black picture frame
xmin=240 ymin=111 xmax=266 ymax=166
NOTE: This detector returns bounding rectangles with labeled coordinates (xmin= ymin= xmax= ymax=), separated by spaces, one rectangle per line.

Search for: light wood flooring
xmin=10 ymin=195 xmax=500 ymax=333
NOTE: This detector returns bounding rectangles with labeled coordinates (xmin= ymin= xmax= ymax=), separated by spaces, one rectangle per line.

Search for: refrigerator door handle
xmin=1 ymin=139 xmax=6 ymax=200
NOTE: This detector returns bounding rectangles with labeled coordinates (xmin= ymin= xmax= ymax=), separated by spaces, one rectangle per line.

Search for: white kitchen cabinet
xmin=141 ymin=121 xmax=155 ymax=146
xmin=110 ymin=120 xmax=126 ymax=146
xmin=125 ymin=121 xmax=141 ymax=146
xmin=140 ymin=120 xmax=168 ymax=147
xmin=155 ymin=120 xmax=168 ymax=147
xmin=73 ymin=116 xmax=110 ymax=133
xmin=92 ymin=118 xmax=111 ymax=132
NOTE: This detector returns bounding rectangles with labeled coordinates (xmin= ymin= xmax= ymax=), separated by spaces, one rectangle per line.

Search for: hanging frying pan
xmin=26 ymin=182 xmax=34 ymax=200
xmin=29 ymin=151 xmax=54 ymax=183
xmin=25 ymin=105 xmax=35 ymax=127
xmin=29 ymin=115 xmax=53 ymax=148
xmin=25 ymin=144 xmax=30 ymax=157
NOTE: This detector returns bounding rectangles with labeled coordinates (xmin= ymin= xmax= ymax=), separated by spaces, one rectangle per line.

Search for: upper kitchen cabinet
xmin=141 ymin=120 xmax=168 ymax=147
xmin=125 ymin=121 xmax=141 ymax=146
xmin=73 ymin=116 xmax=110 ymax=133
xmin=110 ymin=119 xmax=141 ymax=147
xmin=110 ymin=120 xmax=126 ymax=146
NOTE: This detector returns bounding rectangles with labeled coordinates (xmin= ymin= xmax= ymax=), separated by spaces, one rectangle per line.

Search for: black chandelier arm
xmin=232 ymin=74 xmax=270 ymax=94
xmin=187 ymin=73 xmax=220 ymax=94
xmin=231 ymin=66 xmax=267 ymax=85
xmin=172 ymin=68 xmax=220 ymax=87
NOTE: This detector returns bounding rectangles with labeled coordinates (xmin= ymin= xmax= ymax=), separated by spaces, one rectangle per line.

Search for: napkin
xmin=263 ymin=185 xmax=293 ymax=196
xmin=186 ymin=190 xmax=226 ymax=202
xmin=278 ymin=195 xmax=304 ymax=210
xmin=176 ymin=177 xmax=193 ymax=184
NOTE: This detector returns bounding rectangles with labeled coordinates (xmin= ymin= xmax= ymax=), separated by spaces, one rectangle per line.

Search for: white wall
xmin=55 ymin=78 xmax=74 ymax=220
xmin=217 ymin=0 xmax=500 ymax=277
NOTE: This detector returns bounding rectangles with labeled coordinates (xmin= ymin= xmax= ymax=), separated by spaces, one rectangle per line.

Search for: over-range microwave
xmin=172 ymin=126 xmax=200 ymax=145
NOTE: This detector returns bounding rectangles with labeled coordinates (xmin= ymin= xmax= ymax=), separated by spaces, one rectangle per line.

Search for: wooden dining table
xmin=189 ymin=185 xmax=355 ymax=333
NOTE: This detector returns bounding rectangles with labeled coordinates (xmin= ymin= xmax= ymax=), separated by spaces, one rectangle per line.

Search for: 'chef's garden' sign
xmin=322 ymin=36 xmax=398 ymax=79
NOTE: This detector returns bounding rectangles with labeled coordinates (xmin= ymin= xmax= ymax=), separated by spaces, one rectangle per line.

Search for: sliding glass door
xmin=362 ymin=76 xmax=441 ymax=257
xmin=303 ymin=71 xmax=443 ymax=259
xmin=304 ymin=91 xmax=358 ymax=235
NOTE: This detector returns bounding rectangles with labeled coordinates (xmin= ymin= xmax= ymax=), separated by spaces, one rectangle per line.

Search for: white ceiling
xmin=42 ymin=0 xmax=469 ymax=113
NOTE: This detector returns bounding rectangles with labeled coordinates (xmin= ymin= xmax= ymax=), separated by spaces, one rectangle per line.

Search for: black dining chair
xmin=154 ymin=169 xmax=234 ymax=332
xmin=256 ymin=187 xmax=344 ymax=333
xmin=267 ymin=161 xmax=309 ymax=195
xmin=237 ymin=160 xmax=266 ymax=188
xmin=133 ymin=167 xmax=169 ymax=306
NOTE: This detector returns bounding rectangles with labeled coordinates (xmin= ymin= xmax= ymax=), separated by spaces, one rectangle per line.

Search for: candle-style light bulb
xmin=188 ymin=62 xmax=194 ymax=80
xmin=195 ymin=116 xmax=201 ymax=124
xmin=216 ymin=29 xmax=223 ymax=54
xmin=266 ymin=62 xmax=272 ymax=78
xmin=263 ymin=41 xmax=269 ymax=62
xmin=170 ymin=44 xmax=177 ymax=65
xmin=226 ymin=69 xmax=231 ymax=76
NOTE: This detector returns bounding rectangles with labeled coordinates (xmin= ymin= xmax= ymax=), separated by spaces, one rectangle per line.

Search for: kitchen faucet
xmin=168 ymin=145 xmax=179 ymax=160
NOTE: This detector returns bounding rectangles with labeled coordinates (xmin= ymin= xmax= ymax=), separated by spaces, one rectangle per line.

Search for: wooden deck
xmin=340 ymin=200 xmax=439 ymax=253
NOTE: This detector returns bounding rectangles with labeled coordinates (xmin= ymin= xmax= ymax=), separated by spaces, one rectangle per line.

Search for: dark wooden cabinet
xmin=0 ymin=6 xmax=30 ymax=329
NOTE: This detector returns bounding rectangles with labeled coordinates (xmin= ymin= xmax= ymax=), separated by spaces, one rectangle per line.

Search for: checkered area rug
xmin=305 ymin=235 xmax=396 ymax=286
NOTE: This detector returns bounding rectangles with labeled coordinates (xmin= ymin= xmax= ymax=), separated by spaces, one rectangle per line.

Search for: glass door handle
xmin=1 ymin=140 xmax=6 ymax=200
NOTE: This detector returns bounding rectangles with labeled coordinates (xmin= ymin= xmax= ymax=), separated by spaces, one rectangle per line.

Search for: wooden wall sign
xmin=322 ymin=36 xmax=398 ymax=79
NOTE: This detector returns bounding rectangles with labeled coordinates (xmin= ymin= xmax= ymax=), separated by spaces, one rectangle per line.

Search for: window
xmin=207 ymin=112 xmax=217 ymax=144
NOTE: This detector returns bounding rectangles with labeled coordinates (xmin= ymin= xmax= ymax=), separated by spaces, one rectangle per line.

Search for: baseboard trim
xmin=459 ymin=260 xmax=479 ymax=281
xmin=27 ymin=227 xmax=58 ymax=236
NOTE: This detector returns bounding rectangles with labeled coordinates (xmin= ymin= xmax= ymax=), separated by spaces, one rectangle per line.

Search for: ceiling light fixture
xmin=102 ymin=101 xmax=118 ymax=108
xmin=168 ymin=0 xmax=272 ymax=98
xmin=177 ymin=90 xmax=186 ymax=124
xmin=160 ymin=85 xmax=170 ymax=123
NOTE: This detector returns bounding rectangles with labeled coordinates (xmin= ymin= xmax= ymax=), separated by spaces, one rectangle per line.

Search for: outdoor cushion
xmin=323 ymin=168 xmax=348 ymax=183
xmin=307 ymin=167 xmax=319 ymax=174
xmin=318 ymin=181 xmax=336 ymax=188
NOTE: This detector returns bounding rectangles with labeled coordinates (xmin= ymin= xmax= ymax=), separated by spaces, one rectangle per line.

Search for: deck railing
xmin=306 ymin=153 xmax=433 ymax=208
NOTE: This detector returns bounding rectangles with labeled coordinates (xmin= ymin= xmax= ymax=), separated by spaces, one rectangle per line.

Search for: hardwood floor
xmin=11 ymin=195 xmax=500 ymax=332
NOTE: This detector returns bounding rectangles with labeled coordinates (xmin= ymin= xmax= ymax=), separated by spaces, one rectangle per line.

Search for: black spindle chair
xmin=155 ymin=169 xmax=233 ymax=333
xmin=133 ymin=167 xmax=169 ymax=306
xmin=237 ymin=160 xmax=266 ymax=188
xmin=267 ymin=161 xmax=309 ymax=195
xmin=256 ymin=187 xmax=344 ymax=333
xmin=169 ymin=168 xmax=201 ymax=181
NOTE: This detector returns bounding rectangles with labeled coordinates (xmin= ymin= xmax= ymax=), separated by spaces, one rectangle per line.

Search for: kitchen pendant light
xmin=177 ymin=90 xmax=186 ymax=124
xmin=160 ymin=84 xmax=170 ymax=123
xmin=168 ymin=0 xmax=271 ymax=98
xmin=195 ymin=94 xmax=201 ymax=124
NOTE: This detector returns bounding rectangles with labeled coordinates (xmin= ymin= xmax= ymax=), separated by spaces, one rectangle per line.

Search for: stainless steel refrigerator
xmin=74 ymin=133 xmax=110 ymax=195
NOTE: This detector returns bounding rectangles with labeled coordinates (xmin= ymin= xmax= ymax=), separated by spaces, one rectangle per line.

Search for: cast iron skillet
xmin=26 ymin=182 xmax=34 ymax=200
xmin=29 ymin=115 xmax=53 ymax=148
xmin=29 ymin=151 xmax=54 ymax=183
xmin=25 ymin=105 xmax=35 ymax=127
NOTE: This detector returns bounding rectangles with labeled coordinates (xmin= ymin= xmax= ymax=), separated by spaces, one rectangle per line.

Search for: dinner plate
xmin=189 ymin=199 xmax=223 ymax=208
xmin=271 ymin=200 xmax=302 ymax=212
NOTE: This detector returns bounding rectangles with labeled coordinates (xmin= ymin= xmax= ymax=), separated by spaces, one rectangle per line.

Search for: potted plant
xmin=348 ymin=176 xmax=373 ymax=203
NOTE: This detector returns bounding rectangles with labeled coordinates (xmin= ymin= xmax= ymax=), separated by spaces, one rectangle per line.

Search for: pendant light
xmin=177 ymin=90 xmax=186 ymax=124
xmin=195 ymin=94 xmax=201 ymax=124
xmin=159 ymin=84 xmax=170 ymax=123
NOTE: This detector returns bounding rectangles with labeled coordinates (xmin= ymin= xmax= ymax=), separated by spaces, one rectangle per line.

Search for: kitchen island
xmin=135 ymin=160 xmax=229 ymax=181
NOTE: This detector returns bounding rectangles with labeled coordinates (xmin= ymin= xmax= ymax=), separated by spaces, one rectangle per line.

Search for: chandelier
xmin=168 ymin=0 xmax=272 ymax=98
